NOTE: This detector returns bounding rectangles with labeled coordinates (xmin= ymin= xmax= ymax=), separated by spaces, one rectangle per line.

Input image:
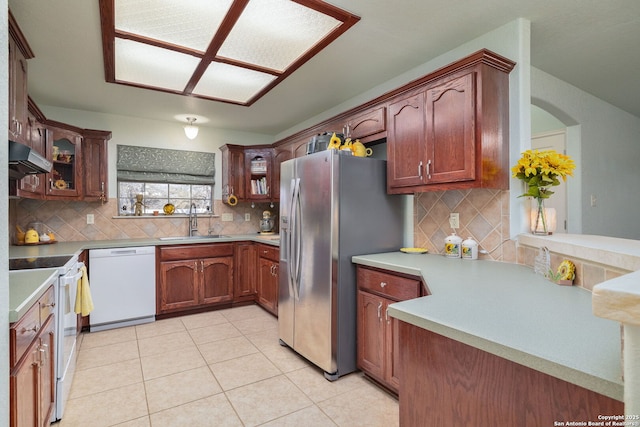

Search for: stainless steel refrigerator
xmin=278 ymin=150 xmax=405 ymax=380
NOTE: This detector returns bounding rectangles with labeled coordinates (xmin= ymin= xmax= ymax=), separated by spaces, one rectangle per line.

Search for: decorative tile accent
xmin=13 ymin=198 xmax=277 ymax=241
xmin=414 ymin=189 xmax=509 ymax=261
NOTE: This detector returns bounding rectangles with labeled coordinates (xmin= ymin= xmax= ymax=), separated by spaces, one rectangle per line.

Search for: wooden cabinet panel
xmin=158 ymin=260 xmax=200 ymax=312
xmin=357 ymin=267 xmax=421 ymax=300
xmin=234 ymin=242 xmax=257 ymax=302
xmin=157 ymin=244 xmax=235 ymax=314
xmin=46 ymin=125 xmax=83 ymax=198
xmin=272 ymin=145 xmax=292 ymax=201
xmin=386 ymin=51 xmax=514 ymax=194
xmin=398 ymin=321 xmax=623 ymax=426
xmin=425 ymin=71 xmax=476 ymax=184
xmin=9 ymin=285 xmax=55 ymax=427
xmin=257 ymin=244 xmax=279 ymax=316
xmin=356 ymin=266 xmax=422 ymax=394
xmin=220 ymin=144 xmax=245 ymax=205
xmin=83 ymin=130 xmax=111 ymax=202
xmin=386 ymin=91 xmax=426 ymax=189
xmin=357 ymin=290 xmax=385 ymax=380
xmin=345 ymin=106 xmax=386 ymax=141
xmin=201 ymin=257 xmax=234 ymax=305
xmin=8 ymin=35 xmax=30 ymax=144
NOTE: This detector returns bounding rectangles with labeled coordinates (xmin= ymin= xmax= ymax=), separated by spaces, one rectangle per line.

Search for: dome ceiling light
xmin=184 ymin=117 xmax=199 ymax=140
xmin=99 ymin=0 xmax=360 ymax=106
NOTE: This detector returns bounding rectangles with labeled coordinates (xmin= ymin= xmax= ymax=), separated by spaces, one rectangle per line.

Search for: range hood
xmin=8 ymin=140 xmax=52 ymax=180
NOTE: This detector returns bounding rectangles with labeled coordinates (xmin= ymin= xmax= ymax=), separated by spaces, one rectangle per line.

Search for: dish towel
xmin=74 ymin=265 xmax=94 ymax=316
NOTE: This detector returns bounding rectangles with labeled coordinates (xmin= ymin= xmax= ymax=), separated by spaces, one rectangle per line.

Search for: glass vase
xmin=531 ymin=198 xmax=550 ymax=235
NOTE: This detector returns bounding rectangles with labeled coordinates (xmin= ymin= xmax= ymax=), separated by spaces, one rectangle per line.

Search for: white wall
xmin=531 ymin=67 xmax=640 ymax=239
xmin=39 ymin=107 xmax=274 ymax=200
xmin=1 ymin=2 xmax=10 ymax=425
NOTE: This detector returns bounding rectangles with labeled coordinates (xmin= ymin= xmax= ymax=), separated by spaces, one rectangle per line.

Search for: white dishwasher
xmin=89 ymin=246 xmax=156 ymax=332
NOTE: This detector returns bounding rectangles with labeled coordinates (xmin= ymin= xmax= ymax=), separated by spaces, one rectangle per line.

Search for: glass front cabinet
xmin=47 ymin=125 xmax=82 ymax=198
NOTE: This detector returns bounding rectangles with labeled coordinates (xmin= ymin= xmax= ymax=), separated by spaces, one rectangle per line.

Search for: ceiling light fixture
xmin=184 ymin=117 xmax=199 ymax=140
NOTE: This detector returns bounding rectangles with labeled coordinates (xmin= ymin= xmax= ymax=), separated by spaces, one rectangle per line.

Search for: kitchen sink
xmin=159 ymin=235 xmax=229 ymax=241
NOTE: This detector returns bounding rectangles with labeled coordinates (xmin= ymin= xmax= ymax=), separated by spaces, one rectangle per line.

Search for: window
xmin=118 ymin=182 xmax=212 ymax=215
xmin=116 ymin=144 xmax=215 ymax=216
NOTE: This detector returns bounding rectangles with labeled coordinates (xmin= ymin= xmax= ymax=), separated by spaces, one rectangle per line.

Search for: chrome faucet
xmin=188 ymin=203 xmax=198 ymax=236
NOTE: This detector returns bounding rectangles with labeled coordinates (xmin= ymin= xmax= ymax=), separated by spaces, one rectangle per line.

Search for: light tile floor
xmin=59 ymin=304 xmax=399 ymax=427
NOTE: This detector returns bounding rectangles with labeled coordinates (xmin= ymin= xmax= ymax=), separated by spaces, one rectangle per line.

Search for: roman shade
xmin=117 ymin=145 xmax=215 ymax=185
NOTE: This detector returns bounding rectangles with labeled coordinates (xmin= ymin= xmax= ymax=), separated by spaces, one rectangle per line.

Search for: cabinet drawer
xmin=258 ymin=244 xmax=279 ymax=262
xmin=159 ymin=243 xmax=234 ymax=261
xmin=10 ymin=298 xmax=41 ymax=368
xmin=38 ymin=285 xmax=56 ymax=324
xmin=357 ymin=266 xmax=421 ymax=301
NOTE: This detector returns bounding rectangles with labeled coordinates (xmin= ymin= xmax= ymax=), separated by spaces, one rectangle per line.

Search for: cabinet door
xmin=10 ymin=344 xmax=38 ymax=427
xmin=357 ymin=290 xmax=385 ymax=381
xmin=201 ymin=257 xmax=234 ymax=305
xmin=220 ymin=145 xmax=245 ymax=204
xmin=39 ymin=315 xmax=56 ymax=426
xmin=257 ymin=257 xmax=278 ymax=315
xmin=46 ymin=126 xmax=83 ymax=198
xmin=234 ymin=243 xmax=257 ymax=302
xmin=347 ymin=106 xmax=386 ymax=141
xmin=83 ymin=133 xmax=110 ymax=202
xmin=386 ymin=310 xmax=401 ymax=393
xmin=387 ymin=91 xmax=426 ymax=191
xmin=8 ymin=37 xmax=29 ymax=144
xmin=158 ymin=260 xmax=199 ymax=312
xmin=17 ymin=113 xmax=47 ymax=198
xmin=424 ymin=71 xmax=476 ymax=184
xmin=292 ymin=139 xmax=309 ymax=159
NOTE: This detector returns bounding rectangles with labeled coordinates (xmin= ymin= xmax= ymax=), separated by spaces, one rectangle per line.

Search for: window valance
xmin=117 ymin=145 xmax=215 ymax=185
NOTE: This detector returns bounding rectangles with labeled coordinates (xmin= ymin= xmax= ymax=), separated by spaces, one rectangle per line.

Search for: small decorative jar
xmin=444 ymin=233 xmax=462 ymax=258
xmin=462 ymin=237 xmax=479 ymax=260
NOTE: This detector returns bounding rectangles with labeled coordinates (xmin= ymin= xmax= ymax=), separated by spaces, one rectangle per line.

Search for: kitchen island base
xmin=398 ymin=321 xmax=623 ymax=426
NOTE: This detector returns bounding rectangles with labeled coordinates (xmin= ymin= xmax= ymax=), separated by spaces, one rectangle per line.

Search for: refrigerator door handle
xmin=292 ymin=178 xmax=303 ymax=300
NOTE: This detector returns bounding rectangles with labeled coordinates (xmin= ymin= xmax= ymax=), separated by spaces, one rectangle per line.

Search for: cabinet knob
xmin=380 ymin=281 xmax=387 ymax=288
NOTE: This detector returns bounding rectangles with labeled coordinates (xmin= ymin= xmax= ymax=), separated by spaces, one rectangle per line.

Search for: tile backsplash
xmin=11 ymin=198 xmax=276 ymax=242
xmin=413 ymin=188 xmax=515 ymax=262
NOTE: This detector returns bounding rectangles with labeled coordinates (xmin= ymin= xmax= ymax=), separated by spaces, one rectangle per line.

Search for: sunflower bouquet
xmin=512 ymin=149 xmax=575 ymax=233
xmin=511 ymin=149 xmax=575 ymax=199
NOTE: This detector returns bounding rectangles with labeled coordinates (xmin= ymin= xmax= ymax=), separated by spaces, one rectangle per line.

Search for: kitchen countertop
xmin=351 ymin=252 xmax=624 ymax=401
xmin=9 ymin=269 xmax=59 ymax=323
xmin=9 ymin=234 xmax=280 ymax=260
xmin=8 ymin=234 xmax=279 ymax=323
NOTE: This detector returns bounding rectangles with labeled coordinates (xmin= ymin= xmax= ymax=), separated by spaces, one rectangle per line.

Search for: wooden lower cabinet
xmin=356 ymin=266 xmax=422 ymax=394
xmin=257 ymin=244 xmax=279 ymax=316
xmin=234 ymin=242 xmax=257 ymax=303
xmin=398 ymin=322 xmax=623 ymax=426
xmin=157 ymin=244 xmax=234 ymax=314
xmin=10 ymin=286 xmax=56 ymax=427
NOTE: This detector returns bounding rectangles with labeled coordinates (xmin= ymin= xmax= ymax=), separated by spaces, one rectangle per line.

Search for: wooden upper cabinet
xmin=245 ymin=147 xmax=274 ymax=201
xmin=387 ymin=91 xmax=427 ymax=189
xmin=8 ymin=11 xmax=34 ymax=145
xmin=424 ymin=70 xmax=476 ymax=185
xmin=83 ymin=130 xmax=112 ymax=203
xmin=46 ymin=124 xmax=83 ymax=198
xmin=220 ymin=144 xmax=246 ymax=205
xmin=387 ymin=50 xmax=515 ymax=194
xmin=16 ymin=103 xmax=48 ymax=198
xmin=343 ymin=106 xmax=386 ymax=142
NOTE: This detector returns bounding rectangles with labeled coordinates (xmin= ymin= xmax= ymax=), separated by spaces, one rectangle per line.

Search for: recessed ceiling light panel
xmin=115 ymin=39 xmax=200 ymax=91
xmin=101 ymin=0 xmax=360 ymax=105
xmin=194 ymin=62 xmax=277 ymax=104
xmin=115 ymin=0 xmax=233 ymax=52
xmin=217 ymin=0 xmax=341 ymax=72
